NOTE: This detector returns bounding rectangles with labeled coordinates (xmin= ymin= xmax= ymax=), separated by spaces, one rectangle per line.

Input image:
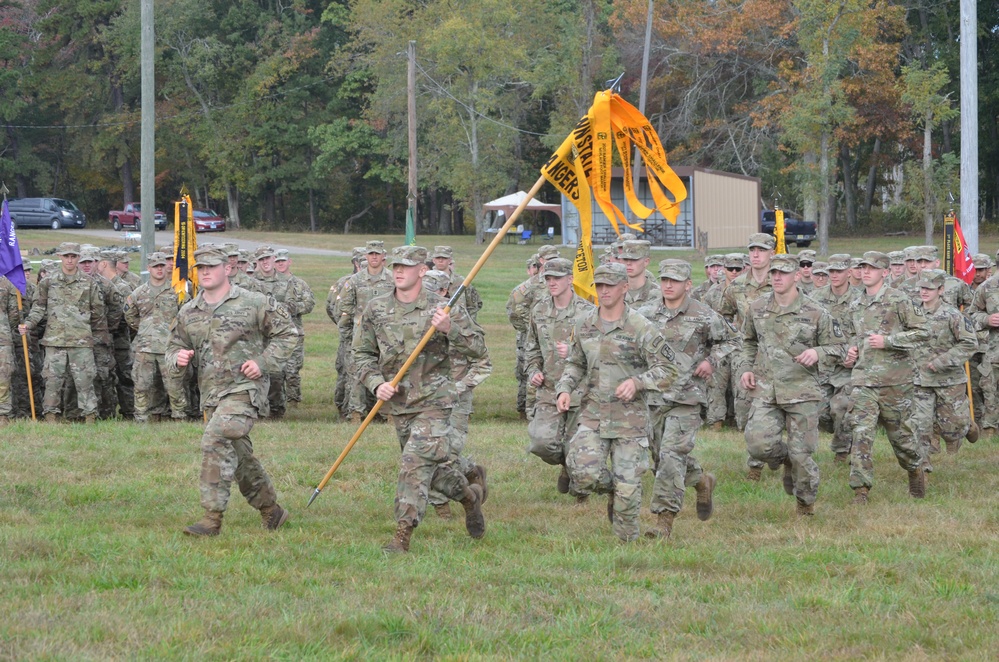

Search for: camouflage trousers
xmin=93 ymin=343 xmax=118 ymax=419
xmin=42 ymin=346 xmax=97 ymax=417
xmin=132 ymin=351 xmax=190 ymax=421
xmin=528 ymin=397 xmax=579 ymax=466
xmin=912 ymin=383 xmax=971 ymax=464
xmin=648 ymin=403 xmax=705 ymax=515
xmin=821 ymin=382 xmax=853 ymax=456
xmin=745 ymin=399 xmax=821 ymax=505
xmin=429 ymin=389 xmax=478 ymax=507
xmin=0 ymin=345 xmax=12 ymax=416
xmin=566 ymin=425 xmax=650 ymax=542
xmin=199 ymin=392 xmax=276 ymax=513
xmin=392 ymin=408 xmax=470 ymax=527
xmin=334 ymin=337 xmax=350 ymax=417
xmin=515 ymin=336 xmax=527 ymax=415
xmin=11 ymin=338 xmax=42 ymax=418
xmin=973 ymin=355 xmax=999 ymax=428
xmin=345 ymin=354 xmax=376 ymax=418
xmin=847 ymin=384 xmax=922 ymax=490
xmin=730 ymin=370 xmax=751 ymax=432
xmin=265 ymin=370 xmax=287 ymax=418
xmin=705 ymin=355 xmax=731 ymax=426
xmin=113 ymin=343 xmax=134 ymax=417
xmin=284 ymin=335 xmax=305 ymax=403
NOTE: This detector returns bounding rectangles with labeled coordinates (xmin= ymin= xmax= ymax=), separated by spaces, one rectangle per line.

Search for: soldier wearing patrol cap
xmin=353 ymin=245 xmax=489 ymax=553
xmin=966 ymin=247 xmax=999 ymax=438
xmin=701 ymin=252 xmax=746 ymax=430
xmin=524 ymin=257 xmax=595 ymax=500
xmin=887 ymin=251 xmax=906 ymax=286
xmin=910 ymin=269 xmax=979 ymax=466
xmin=843 ymin=251 xmax=929 ymax=504
xmin=274 ymin=249 xmax=315 ymax=408
xmin=971 ymin=253 xmax=992 ymax=290
xmin=811 ymin=261 xmax=829 ymax=288
xmin=619 ymin=240 xmax=659 ymax=308
xmin=431 ymin=246 xmax=483 ymax=321
xmin=555 ymin=262 xmax=679 ymax=542
xmin=736 ymin=254 xmax=846 ymax=516
xmin=99 ymin=248 xmax=135 ymax=418
xmin=76 ymin=247 xmax=122 ymax=419
xmin=638 ymin=259 xmax=737 ymax=538
xmin=252 ymin=245 xmax=303 ymax=418
xmin=327 ymin=247 xmax=366 ymax=418
xmin=796 ymin=250 xmax=818 ymax=294
xmin=691 ymin=254 xmax=725 ymax=302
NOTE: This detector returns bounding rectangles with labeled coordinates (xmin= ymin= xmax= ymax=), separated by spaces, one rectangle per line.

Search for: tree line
xmin=0 ymin=0 xmax=996 ymax=251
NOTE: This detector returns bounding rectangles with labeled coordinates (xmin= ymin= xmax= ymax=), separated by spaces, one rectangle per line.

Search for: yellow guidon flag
xmin=541 ymin=90 xmax=687 ymax=302
xmin=774 ymin=207 xmax=787 ymax=254
xmin=172 ymin=193 xmax=199 ymax=302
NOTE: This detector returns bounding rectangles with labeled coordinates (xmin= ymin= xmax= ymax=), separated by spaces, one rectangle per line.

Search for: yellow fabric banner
xmin=774 ymin=207 xmax=787 ymax=254
xmin=541 ymin=90 xmax=686 ymax=302
xmin=172 ymin=194 xmax=199 ymax=302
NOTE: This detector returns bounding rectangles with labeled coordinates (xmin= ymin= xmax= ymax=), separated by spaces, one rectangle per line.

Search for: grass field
xmin=2 ymin=229 xmax=998 ymax=659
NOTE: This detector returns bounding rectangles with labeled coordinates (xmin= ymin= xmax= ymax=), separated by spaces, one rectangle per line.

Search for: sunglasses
xmin=799 ymin=262 xmax=813 ymax=268
xmin=726 ymin=266 xmax=743 ymax=272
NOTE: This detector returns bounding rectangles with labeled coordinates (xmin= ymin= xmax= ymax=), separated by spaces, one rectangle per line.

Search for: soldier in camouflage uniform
xmin=116 ymin=252 xmax=143 ymax=290
xmin=99 ymin=250 xmax=135 ymax=418
xmin=340 ymin=240 xmax=395 ymax=424
xmin=76 ymin=248 xmax=122 ymax=419
xmin=910 ymin=269 xmax=978 ymax=466
xmin=431 ymin=246 xmax=483 ymax=321
xmin=967 ymin=248 xmax=999 ymax=437
xmin=721 ymin=233 xmax=776 ymax=471
xmin=0 ymin=275 xmax=21 ymax=424
xmin=703 ymin=253 xmax=745 ymax=430
xmin=327 ymin=247 xmax=364 ymax=418
xmin=811 ymin=261 xmax=829 ymax=289
xmin=810 ymin=254 xmax=860 ymax=461
xmin=507 ymin=244 xmax=560 ymax=420
xmin=842 ymin=251 xmax=929 ymax=504
xmin=968 ymin=253 xmax=998 ymax=434
xmin=274 ymin=249 xmax=315 ymax=407
xmin=353 ymin=246 xmax=488 ymax=553
xmin=523 ymin=258 xmax=595 ymax=499
xmin=887 ymin=251 xmax=907 ymax=287
xmin=11 ymin=258 xmax=42 ymax=419
xmin=167 ymin=245 xmax=297 ymax=537
xmin=125 ymin=252 xmax=189 ymax=422
xmin=690 ymin=254 xmax=725 ymax=302
xmin=620 ymin=240 xmax=660 ymax=309
xmin=971 ymin=253 xmax=992 ymax=291
xmin=796 ymin=250 xmax=817 ymax=295
xmin=422 ymin=269 xmax=493 ymax=520
xmin=736 ymin=255 xmax=847 ymax=516
xmin=639 ymin=259 xmax=737 ymax=538
xmin=19 ymin=242 xmax=104 ymax=423
xmin=252 ymin=245 xmax=304 ymax=418
xmin=555 ymin=263 xmax=678 ymax=542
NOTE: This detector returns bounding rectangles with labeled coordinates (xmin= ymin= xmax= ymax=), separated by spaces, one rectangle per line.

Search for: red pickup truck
xmin=109 ymin=203 xmax=167 ymax=231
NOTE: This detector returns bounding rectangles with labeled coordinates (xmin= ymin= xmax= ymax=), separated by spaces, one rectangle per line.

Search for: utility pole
xmin=406 ymin=40 xmax=418 ymax=242
xmin=630 ymin=0 xmax=654 ymax=224
xmin=140 ymin=0 xmax=155 ymax=273
xmin=960 ymin=0 xmax=978 ymax=254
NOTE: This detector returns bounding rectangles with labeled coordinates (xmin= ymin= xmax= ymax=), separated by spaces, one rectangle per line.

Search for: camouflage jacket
xmin=809 ymin=284 xmax=861 ymax=388
xmin=798 ymin=279 xmax=815 ymax=296
xmin=353 ymin=288 xmax=487 ymax=414
xmin=638 ymin=295 xmax=739 ymax=407
xmin=897 ymin=275 xmax=921 ymax=303
xmin=736 ymin=289 xmax=847 ymax=404
xmin=523 ymin=292 xmax=595 ymax=405
xmin=555 ymin=307 xmax=678 ymax=439
xmin=506 ymin=274 xmax=545 ymax=335
xmin=700 ymin=280 xmax=727 ymax=314
xmin=125 ymin=281 xmax=180 ymax=354
xmin=625 ymin=274 xmax=660 ymax=309
xmin=447 ymin=301 xmax=492 ymax=392
xmin=254 ymin=271 xmax=294 ymax=307
xmin=0 ymin=277 xmax=21 ymax=347
xmin=86 ymin=275 xmax=122 ymax=347
xmin=166 ymin=285 xmax=298 ymax=413
xmin=230 ymin=270 xmax=262 ymax=294
xmin=847 ymin=283 xmax=929 ymax=387
xmin=912 ymin=300 xmax=978 ymax=387
xmin=720 ymin=271 xmax=771 ymax=328
xmin=447 ymin=271 xmax=483 ymax=321
xmin=326 ymin=273 xmax=353 ymax=324
xmin=284 ymin=273 xmax=315 ymax=330
xmin=122 ymin=270 xmax=142 ymax=290
xmin=941 ymin=276 xmax=974 ymax=309
xmin=969 ymin=272 xmax=999 ymax=360
xmin=690 ymin=278 xmax=719 ymax=303
xmin=108 ymin=275 xmax=133 ymax=349
xmin=24 ymin=270 xmax=105 ymax=348
xmin=337 ymin=267 xmax=394 ymax=339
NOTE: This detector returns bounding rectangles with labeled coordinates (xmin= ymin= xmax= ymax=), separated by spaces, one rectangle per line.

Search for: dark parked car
xmin=761 ymin=209 xmax=816 ymax=247
xmin=193 ymin=209 xmax=226 ymax=233
xmin=7 ymin=197 xmax=87 ymax=229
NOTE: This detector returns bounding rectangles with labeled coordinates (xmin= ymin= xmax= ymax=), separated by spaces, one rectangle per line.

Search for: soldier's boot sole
xmin=644 ymin=511 xmax=675 ymax=540
xmin=460 ymin=485 xmax=486 ymax=539
xmin=851 ymin=487 xmax=869 ymax=505
xmin=908 ymin=467 xmax=926 ymax=499
xmin=746 ymin=467 xmax=762 ymax=482
xmin=966 ymin=421 xmax=980 ymax=444
xmin=694 ymin=473 xmax=716 ymax=521
xmin=557 ymin=465 xmax=570 ymax=494
xmin=184 ymin=511 xmax=223 ymax=537
xmin=434 ymin=503 xmax=453 ymax=520
xmin=796 ymin=498 xmax=814 ymax=517
xmin=383 ymin=521 xmax=413 ymax=553
xmin=782 ymin=458 xmax=794 ymax=496
xmin=468 ymin=465 xmax=488 ymax=504
xmin=260 ymin=504 xmax=289 ymax=531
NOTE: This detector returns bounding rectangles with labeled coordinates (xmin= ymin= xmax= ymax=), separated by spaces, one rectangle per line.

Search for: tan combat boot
xmin=0 ymin=415 xmax=9 ymax=426
xmin=260 ymin=504 xmax=289 ymax=531
xmin=852 ymin=487 xmax=869 ymax=505
xmin=645 ymin=511 xmax=675 ymax=540
xmin=694 ymin=473 xmax=716 ymax=521
xmin=982 ymin=426 xmax=997 ymax=439
xmin=908 ymin=467 xmax=926 ymax=498
xmin=84 ymin=414 xmax=96 ymax=425
xmin=383 ymin=521 xmax=414 ymax=553
xmin=796 ymin=498 xmax=814 ymax=517
xmin=45 ymin=412 xmax=58 ymax=424
xmin=434 ymin=503 xmax=453 ymax=520
xmin=945 ymin=438 xmax=962 ymax=455
xmin=184 ymin=510 xmax=223 ymax=536
xmin=709 ymin=421 xmax=724 ymax=433
xmin=460 ymin=484 xmax=486 ymax=539
xmin=349 ymin=412 xmax=362 ymax=425
xmin=782 ymin=458 xmax=794 ymax=496
xmin=746 ymin=466 xmax=762 ymax=481
xmin=966 ymin=421 xmax=980 ymax=444
xmin=557 ymin=465 xmax=571 ymax=494
xmin=468 ymin=464 xmax=488 ymax=503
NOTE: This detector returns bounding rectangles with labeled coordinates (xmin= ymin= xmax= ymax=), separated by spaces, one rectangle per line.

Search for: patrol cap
xmin=619 ymin=240 xmax=651 ymax=260
xmin=827 ymin=254 xmax=851 ymax=271
xmin=351 ymin=247 xmax=366 ymax=261
xmin=747 ymin=232 xmax=776 ymax=250
xmin=237 ymin=250 xmax=250 ymax=263
xmin=973 ymin=253 xmax=992 ymax=269
xmin=222 ymin=243 xmax=240 ymax=257
xmin=115 ymin=251 xmax=131 ymax=263
xmin=797 ymin=250 xmax=817 ymax=264
xmin=597 ymin=252 xmax=613 ymax=265
xmin=768 ymin=254 xmax=799 ymax=273
xmin=916 ymin=269 xmax=946 ymax=289
xmin=22 ymin=258 xmax=32 ymax=272
xmin=193 ymin=245 xmax=229 ymax=267
xmin=858 ymin=251 xmax=889 ymax=270
xmin=432 ymin=245 xmax=453 ymax=259
xmin=365 ymin=240 xmax=387 ymax=255
xmin=254 ymin=245 xmax=276 ymax=260
xmin=40 ymin=258 xmax=56 ymax=270
xmin=724 ymin=253 xmax=745 ymax=269
xmin=56 ymin=242 xmax=81 ymax=256
xmin=916 ymin=245 xmax=939 ymax=261
xmin=98 ymin=249 xmax=118 ymax=263
xmin=78 ymin=248 xmax=99 ymax=263
xmin=537 ymin=245 xmax=561 ymax=261
xmin=705 ymin=254 xmax=725 ymax=267
xmin=592 ymin=262 xmax=628 ymax=285
xmin=423 ymin=269 xmax=450 ymax=292
xmin=147 ymin=252 xmax=169 ymax=267
xmin=742 ymin=254 xmax=752 ymax=266
xmin=811 ymin=261 xmax=829 ymax=276
xmin=849 ymin=258 xmax=863 ymax=269
xmin=274 ymin=249 xmax=290 ymax=262
xmin=159 ymin=244 xmax=174 ymax=254
xmin=526 ymin=254 xmax=540 ymax=268
xmin=387 ymin=245 xmax=428 ymax=267
xmin=659 ymin=259 xmax=692 ymax=282
xmin=541 ymin=258 xmax=572 ymax=278
xmin=903 ymin=246 xmax=920 ymax=261
xmin=888 ymin=250 xmax=905 ymax=265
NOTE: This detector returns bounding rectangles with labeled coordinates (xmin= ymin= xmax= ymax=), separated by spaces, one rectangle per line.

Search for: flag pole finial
xmin=0 ymin=182 xmax=8 ymax=201
xmin=605 ymin=72 xmax=626 ymax=92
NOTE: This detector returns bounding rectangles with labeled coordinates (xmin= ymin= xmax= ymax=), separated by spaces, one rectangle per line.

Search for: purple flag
xmin=0 ymin=200 xmax=27 ymax=296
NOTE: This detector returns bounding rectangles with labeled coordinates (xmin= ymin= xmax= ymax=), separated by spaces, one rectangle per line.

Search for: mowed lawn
xmin=2 ymin=229 xmax=998 ymax=659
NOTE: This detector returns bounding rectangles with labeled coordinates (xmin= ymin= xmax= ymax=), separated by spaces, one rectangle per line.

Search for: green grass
xmin=3 ymin=229 xmax=999 ymax=658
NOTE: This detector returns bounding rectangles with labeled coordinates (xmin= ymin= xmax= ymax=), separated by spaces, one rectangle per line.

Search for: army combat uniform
xmin=0 ymin=276 xmax=21 ymax=422
xmin=327 ymin=247 xmax=364 ymax=418
xmin=274 ymin=250 xmax=315 ymax=406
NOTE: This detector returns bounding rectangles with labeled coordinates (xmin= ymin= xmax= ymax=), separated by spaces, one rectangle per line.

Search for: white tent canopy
xmin=483 ymin=191 xmax=562 ymax=228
